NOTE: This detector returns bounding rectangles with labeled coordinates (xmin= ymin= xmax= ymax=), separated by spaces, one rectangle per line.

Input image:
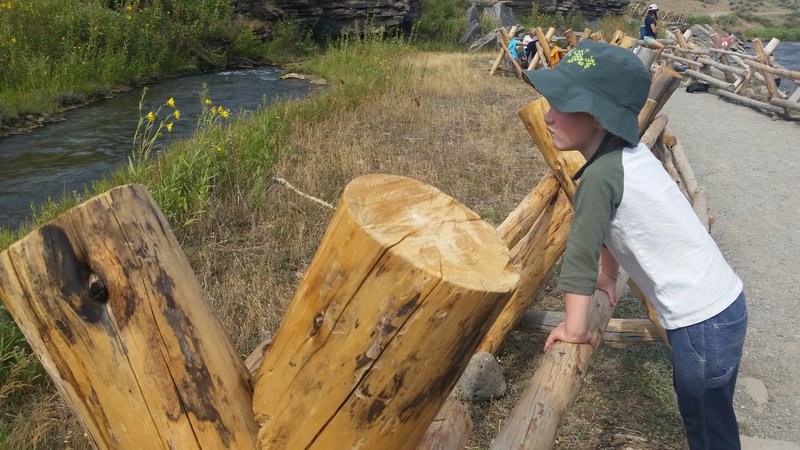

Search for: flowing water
xmin=0 ymin=66 xmax=313 ymax=229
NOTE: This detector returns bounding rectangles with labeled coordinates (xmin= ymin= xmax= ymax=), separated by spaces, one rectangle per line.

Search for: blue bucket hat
xmin=523 ymin=40 xmax=652 ymax=146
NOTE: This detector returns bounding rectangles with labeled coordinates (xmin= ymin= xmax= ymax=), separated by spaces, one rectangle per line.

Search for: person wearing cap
xmin=525 ymin=41 xmax=747 ymax=449
xmin=643 ymin=3 xmax=665 ymax=63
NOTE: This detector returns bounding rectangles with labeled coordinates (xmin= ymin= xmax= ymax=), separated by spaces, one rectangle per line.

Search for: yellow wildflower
xmin=166 ymin=122 xmax=173 ymax=133
xmin=215 ymin=145 xmax=222 ymax=152
xmin=174 ymin=110 xmax=181 ymax=120
xmin=167 ymin=97 xmax=175 ymax=108
xmin=125 ymin=4 xmax=132 ymax=11
xmin=10 ymin=37 xmax=16 ymax=43
xmin=146 ymin=111 xmax=155 ymax=122
xmin=126 ymin=15 xmax=131 ymax=20
xmin=204 ymin=98 xmax=212 ymax=105
xmin=210 ymin=106 xmax=217 ymax=115
xmin=219 ymin=107 xmax=229 ymax=119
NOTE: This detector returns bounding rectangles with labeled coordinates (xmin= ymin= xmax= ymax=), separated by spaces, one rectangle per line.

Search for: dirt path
xmin=661 ymin=90 xmax=800 ymax=444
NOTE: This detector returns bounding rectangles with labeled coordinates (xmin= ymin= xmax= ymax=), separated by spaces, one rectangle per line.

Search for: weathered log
xmin=769 ymin=97 xmax=800 ymax=112
xmin=590 ymin=31 xmax=605 ymax=42
xmin=718 ymin=89 xmax=785 ymax=114
xmin=646 ymin=66 xmax=683 ymax=121
xmin=743 ymin=59 xmax=800 ymax=81
xmin=533 ymin=27 xmax=553 ymax=69
xmin=669 ymin=139 xmax=700 ymax=197
xmin=711 ymin=33 xmax=737 ymax=83
xmin=692 ymin=186 xmax=711 ymax=232
xmin=637 ymin=47 xmax=659 ymax=69
xmin=518 ymin=311 xmax=663 ymax=344
xmin=671 ymin=29 xmax=699 ymax=69
xmin=652 ymin=141 xmax=690 ymax=200
xmin=684 ymin=69 xmax=736 ymax=91
xmin=753 ymin=38 xmax=780 ymax=99
xmin=490 ymin=275 xmax=628 ymax=450
xmin=579 ymin=27 xmax=592 ymax=42
xmin=697 ymin=57 xmax=748 ymax=77
xmin=496 ymin=173 xmax=560 ymax=249
xmin=662 ymin=51 xmax=701 ymax=69
xmin=251 ymin=174 xmax=519 ymax=450
xmin=415 ymin=400 xmax=473 ymax=450
xmin=668 ymin=45 xmax=710 ymax=55
xmin=709 ymin=47 xmax=758 ymax=60
xmin=527 ymin=27 xmax=556 ymax=70
xmin=0 ymin=184 xmax=260 ymax=449
xmin=490 ymin=26 xmax=517 ymax=76
xmin=627 ymin=281 xmax=669 ymax=344
xmin=638 ymin=99 xmax=658 ymax=132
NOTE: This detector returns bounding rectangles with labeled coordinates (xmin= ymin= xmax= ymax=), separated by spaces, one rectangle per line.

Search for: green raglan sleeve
xmin=557 ymin=152 xmax=624 ymax=295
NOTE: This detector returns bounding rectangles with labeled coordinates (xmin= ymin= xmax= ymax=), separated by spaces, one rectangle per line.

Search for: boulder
xmin=483 ymin=2 xmax=516 ymax=29
xmin=455 ymin=352 xmax=507 ymax=402
xmin=460 ymin=21 xmax=482 ymax=45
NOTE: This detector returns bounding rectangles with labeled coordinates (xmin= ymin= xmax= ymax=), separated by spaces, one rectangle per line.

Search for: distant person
xmin=523 ymin=28 xmax=538 ymax=63
xmin=508 ymin=35 xmax=527 ymax=68
xmin=643 ymin=3 xmax=664 ymax=63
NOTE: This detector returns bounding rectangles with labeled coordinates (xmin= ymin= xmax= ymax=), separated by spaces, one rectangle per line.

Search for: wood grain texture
xmin=518 ymin=311 xmax=663 ymax=343
xmin=251 ymin=174 xmax=518 ymax=450
xmin=0 ymin=184 xmax=259 ymax=450
xmin=415 ymin=400 xmax=473 ymax=450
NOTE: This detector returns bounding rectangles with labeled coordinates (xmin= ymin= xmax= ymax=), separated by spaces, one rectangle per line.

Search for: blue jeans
xmin=667 ymin=291 xmax=748 ymax=450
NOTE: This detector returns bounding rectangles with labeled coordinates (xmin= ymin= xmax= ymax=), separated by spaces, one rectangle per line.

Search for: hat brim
xmin=524 ymin=68 xmax=640 ymax=147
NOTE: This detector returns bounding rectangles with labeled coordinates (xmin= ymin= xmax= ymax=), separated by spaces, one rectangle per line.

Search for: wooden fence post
xmin=251 ymin=174 xmax=519 ymax=450
xmin=0 ymin=185 xmax=259 ymax=450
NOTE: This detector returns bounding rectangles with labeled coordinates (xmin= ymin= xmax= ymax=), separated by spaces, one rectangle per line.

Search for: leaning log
xmin=753 ymin=38 xmax=780 ymax=99
xmin=415 ymin=400 xmax=473 ymax=450
xmin=769 ymin=97 xmax=800 ymax=112
xmin=718 ymin=90 xmax=785 ymax=114
xmin=640 ymin=66 xmax=683 ymax=131
xmin=743 ymin=59 xmax=800 ymax=81
xmin=490 ymin=26 xmax=518 ymax=76
xmin=565 ymin=29 xmax=577 ymax=48
xmin=640 ymin=114 xmax=669 ymax=150
xmin=0 ymin=184 xmax=260 ymax=450
xmin=669 ymin=139 xmax=700 ymax=196
xmin=683 ymin=69 xmax=736 ymax=91
xmin=499 ymin=26 xmax=524 ymax=78
xmin=251 ymin=174 xmax=519 ymax=450
xmin=698 ymin=57 xmax=748 ymax=77
xmin=496 ymin=173 xmax=560 ymax=249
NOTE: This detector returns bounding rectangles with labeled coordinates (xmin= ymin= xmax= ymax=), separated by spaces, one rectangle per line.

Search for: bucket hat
xmin=523 ymin=40 xmax=651 ymax=146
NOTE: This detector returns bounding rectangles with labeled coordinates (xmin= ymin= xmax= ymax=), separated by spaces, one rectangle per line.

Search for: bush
xmin=413 ymin=0 xmax=470 ymax=44
xmin=744 ymin=26 xmax=800 ymax=40
xmin=684 ymin=14 xmax=715 ymax=26
xmin=715 ymin=14 xmax=741 ymax=29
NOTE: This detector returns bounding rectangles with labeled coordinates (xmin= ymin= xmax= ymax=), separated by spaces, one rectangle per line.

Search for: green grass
xmin=744 ymin=26 xmax=800 ymax=40
xmin=0 ymin=0 xmax=293 ymax=126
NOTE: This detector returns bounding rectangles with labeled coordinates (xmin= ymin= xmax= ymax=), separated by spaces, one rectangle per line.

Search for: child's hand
xmin=544 ymin=321 xmax=598 ymax=352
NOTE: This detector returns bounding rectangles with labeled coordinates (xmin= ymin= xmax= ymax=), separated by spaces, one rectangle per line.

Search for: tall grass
xmin=0 ymin=0 xmax=269 ymax=124
xmin=520 ymin=3 xmax=586 ymax=33
xmin=744 ymin=26 xmax=800 ymax=40
xmin=413 ymin=0 xmax=470 ymax=45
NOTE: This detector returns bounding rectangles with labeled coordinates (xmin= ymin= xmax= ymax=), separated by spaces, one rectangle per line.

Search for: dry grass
xmin=2 ymin=50 xmax=684 ymax=449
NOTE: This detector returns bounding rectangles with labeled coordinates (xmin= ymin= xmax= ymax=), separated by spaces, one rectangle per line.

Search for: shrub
xmin=413 ymin=0 xmax=470 ymax=44
xmin=743 ymin=26 xmax=800 ymax=41
xmin=684 ymin=14 xmax=715 ymax=26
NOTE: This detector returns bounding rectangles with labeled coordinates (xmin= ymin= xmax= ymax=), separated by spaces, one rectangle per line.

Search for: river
xmin=0 ymin=67 xmax=313 ymax=230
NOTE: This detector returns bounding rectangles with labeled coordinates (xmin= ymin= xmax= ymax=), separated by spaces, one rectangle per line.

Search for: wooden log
xmin=718 ymin=89 xmax=786 ymax=114
xmin=251 ymin=174 xmax=519 ymax=450
xmin=590 ymin=31 xmax=605 ymax=42
xmin=637 ymin=47 xmax=659 ymax=69
xmin=496 ymin=173 xmax=560 ymax=249
xmin=709 ymin=47 xmax=758 ymax=60
xmin=652 ymin=141 xmax=690 ymax=200
xmin=610 ymin=29 xmax=624 ymax=46
xmin=662 ymin=52 xmax=700 ymax=67
xmin=637 ymin=99 xmax=658 ymax=132
xmin=753 ymin=38 xmax=780 ymax=99
xmin=565 ymin=28 xmax=577 ymax=48
xmin=527 ymin=27 xmax=556 ymax=70
xmin=478 ymin=190 xmax=573 ymax=355
xmin=668 ymin=139 xmax=700 ymax=197
xmin=644 ymin=66 xmax=683 ymax=125
xmin=518 ymin=311 xmax=664 ymax=344
xmin=415 ymin=400 xmax=473 ymax=450
xmin=743 ymin=59 xmax=800 ymax=81
xmin=668 ymin=45 xmax=710 ymax=55
xmin=640 ymin=114 xmax=669 ymax=150
xmin=490 ymin=275 xmax=628 ymax=450
xmin=697 ymin=57 xmax=748 ymax=77
xmin=684 ymin=69 xmax=736 ymax=91
xmin=711 ymin=33 xmax=737 ymax=83
xmin=0 ymin=184 xmax=260 ymax=449
xmin=627 ymin=281 xmax=669 ymax=344
xmin=770 ymin=97 xmax=800 ymax=112
xmin=534 ymin=27 xmax=553 ymax=68
xmin=682 ymin=28 xmax=693 ymax=42
xmin=499 ymin=26 xmax=524 ymax=78
xmin=619 ymin=35 xmax=637 ymax=49
xmin=579 ymin=27 xmax=592 ymax=42
xmin=490 ymin=26 xmax=517 ymax=76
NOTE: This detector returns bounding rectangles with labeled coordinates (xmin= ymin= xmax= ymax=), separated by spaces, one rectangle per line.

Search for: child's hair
xmin=647 ymin=9 xmax=658 ymax=20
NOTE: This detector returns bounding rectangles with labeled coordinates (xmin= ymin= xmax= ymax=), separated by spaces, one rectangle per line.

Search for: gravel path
xmin=661 ymin=90 xmax=800 ymax=444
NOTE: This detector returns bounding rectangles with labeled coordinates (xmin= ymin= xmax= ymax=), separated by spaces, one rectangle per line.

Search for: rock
xmin=469 ymin=28 xmax=501 ymax=52
xmin=500 ymin=0 xmax=630 ymax=21
xmin=466 ymin=2 xmax=480 ymax=23
xmin=738 ymin=376 xmax=769 ymax=413
xmin=483 ymin=3 xmax=516 ymax=29
xmin=740 ymin=435 xmax=800 ymax=450
xmin=689 ymin=24 xmax=716 ymax=51
xmin=455 ymin=352 xmax=507 ymax=402
xmin=460 ymin=21 xmax=482 ymax=45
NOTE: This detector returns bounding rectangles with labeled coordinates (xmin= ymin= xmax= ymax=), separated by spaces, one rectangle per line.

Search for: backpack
xmin=686 ymin=81 xmax=710 ymax=93
xmin=639 ymin=25 xmax=646 ymax=40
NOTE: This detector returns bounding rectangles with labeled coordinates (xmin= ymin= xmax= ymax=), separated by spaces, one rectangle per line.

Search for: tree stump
xmin=251 ymin=174 xmax=519 ymax=450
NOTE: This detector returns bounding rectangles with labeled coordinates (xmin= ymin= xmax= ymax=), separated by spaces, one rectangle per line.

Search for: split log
xmin=415 ymin=400 xmax=473 ymax=450
xmin=579 ymin=27 xmax=592 ymax=42
xmin=753 ymin=38 xmax=780 ymax=99
xmin=684 ymin=69 xmax=736 ymax=91
xmin=565 ymin=29 xmax=577 ymax=48
xmin=669 ymin=139 xmax=699 ymax=197
xmin=251 ymin=174 xmax=519 ymax=450
xmin=0 ymin=184 xmax=260 ymax=449
xmin=490 ymin=275 xmax=628 ymax=450
xmin=518 ymin=311 xmax=663 ymax=344
xmin=718 ymin=89 xmax=785 ymax=114
xmin=743 ymin=59 xmax=800 ymax=81
xmin=490 ymin=26 xmax=517 ymax=76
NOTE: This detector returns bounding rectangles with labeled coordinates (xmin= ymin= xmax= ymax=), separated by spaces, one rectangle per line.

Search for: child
xmin=643 ymin=3 xmax=665 ymax=63
xmin=524 ymin=41 xmax=747 ymax=450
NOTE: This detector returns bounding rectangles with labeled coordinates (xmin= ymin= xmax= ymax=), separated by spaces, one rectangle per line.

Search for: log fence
xmin=1 ymin=28 xmax=724 ymax=450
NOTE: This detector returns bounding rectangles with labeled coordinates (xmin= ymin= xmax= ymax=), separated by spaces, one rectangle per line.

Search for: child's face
xmin=544 ymin=106 xmax=604 ymax=152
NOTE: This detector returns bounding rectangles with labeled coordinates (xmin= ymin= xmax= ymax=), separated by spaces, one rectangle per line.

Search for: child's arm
xmin=596 ymin=246 xmax=619 ymax=304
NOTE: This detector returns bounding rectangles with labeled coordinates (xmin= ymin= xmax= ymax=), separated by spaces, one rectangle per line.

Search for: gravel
xmin=661 ymin=89 xmax=800 ymax=443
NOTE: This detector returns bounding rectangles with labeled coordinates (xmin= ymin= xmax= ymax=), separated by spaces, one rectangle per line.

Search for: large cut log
xmin=637 ymin=98 xmax=658 ymax=130
xmin=637 ymin=47 xmax=658 ymax=69
xmin=579 ymin=27 xmax=592 ymax=42
xmin=415 ymin=400 xmax=473 ymax=450
xmin=496 ymin=173 xmax=561 ymax=249
xmin=490 ymin=275 xmax=629 ymax=450
xmin=753 ymin=38 xmax=780 ymax=99
xmin=718 ymin=89 xmax=785 ymax=114
xmin=565 ymin=29 xmax=577 ymax=48
xmin=251 ymin=174 xmax=519 ymax=450
xmin=0 ymin=185 xmax=260 ymax=449
xmin=518 ymin=310 xmax=663 ymax=344
xmin=643 ymin=66 xmax=683 ymax=127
